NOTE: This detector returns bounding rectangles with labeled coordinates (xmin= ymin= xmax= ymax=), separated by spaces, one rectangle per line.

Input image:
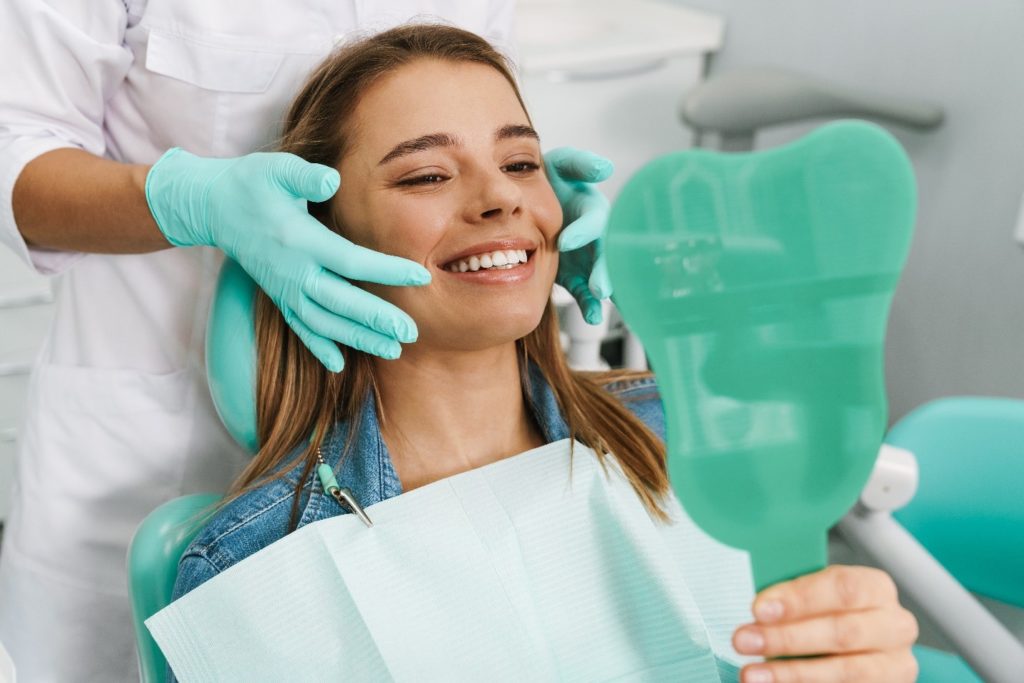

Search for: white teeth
xmin=447 ymin=248 xmax=531 ymax=273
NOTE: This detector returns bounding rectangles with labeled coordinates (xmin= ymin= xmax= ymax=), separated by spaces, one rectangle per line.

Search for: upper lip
xmin=439 ymin=238 xmax=538 ymax=268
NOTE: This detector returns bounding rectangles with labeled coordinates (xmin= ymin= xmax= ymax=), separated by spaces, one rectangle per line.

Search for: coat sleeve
xmin=0 ymin=0 xmax=134 ymax=274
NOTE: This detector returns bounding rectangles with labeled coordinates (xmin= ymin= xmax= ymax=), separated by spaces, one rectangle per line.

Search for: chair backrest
xmin=127 ymin=259 xmax=261 ymax=681
xmin=205 ymin=258 xmax=260 ymax=454
xmin=128 ymin=493 xmax=222 ymax=683
xmin=887 ymin=397 xmax=1024 ymax=609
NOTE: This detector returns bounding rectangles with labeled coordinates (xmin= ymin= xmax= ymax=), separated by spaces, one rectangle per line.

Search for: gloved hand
xmin=545 ymin=147 xmax=614 ymax=325
xmin=146 ymin=148 xmax=430 ymax=372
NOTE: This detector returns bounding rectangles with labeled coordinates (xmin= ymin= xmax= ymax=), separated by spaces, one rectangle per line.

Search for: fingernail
xmin=326 ymin=356 xmax=344 ymax=373
xmin=754 ymin=600 xmax=784 ymax=623
xmin=734 ymin=628 xmax=764 ymax=654
xmin=559 ymin=235 xmax=587 ymax=251
xmin=584 ymin=307 xmax=602 ymax=325
xmin=588 ymin=158 xmax=614 ymax=181
xmin=395 ymin=322 xmax=417 ymax=344
xmin=321 ymin=170 xmax=341 ymax=196
xmin=745 ymin=668 xmax=774 ymax=683
xmin=408 ymin=270 xmax=432 ymax=286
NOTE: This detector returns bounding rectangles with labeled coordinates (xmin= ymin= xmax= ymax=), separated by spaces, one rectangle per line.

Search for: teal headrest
xmin=888 ymin=397 xmax=1024 ymax=609
xmin=206 ymin=258 xmax=259 ymax=454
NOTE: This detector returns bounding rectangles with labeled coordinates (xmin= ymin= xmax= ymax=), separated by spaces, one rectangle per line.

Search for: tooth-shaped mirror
xmin=606 ymin=121 xmax=916 ymax=590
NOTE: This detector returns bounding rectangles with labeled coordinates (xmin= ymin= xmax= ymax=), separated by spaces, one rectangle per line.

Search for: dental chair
xmin=845 ymin=397 xmax=1024 ymax=682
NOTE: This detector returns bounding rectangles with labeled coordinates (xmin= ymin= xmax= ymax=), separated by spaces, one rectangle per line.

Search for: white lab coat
xmin=0 ymin=1 xmax=515 ymax=679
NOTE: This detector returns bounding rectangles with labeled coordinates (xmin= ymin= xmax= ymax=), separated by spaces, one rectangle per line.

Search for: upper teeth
xmin=448 ymin=249 xmax=528 ymax=272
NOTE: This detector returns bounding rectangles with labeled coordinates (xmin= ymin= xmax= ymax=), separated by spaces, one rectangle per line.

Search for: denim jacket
xmin=172 ymin=366 xmax=665 ymax=602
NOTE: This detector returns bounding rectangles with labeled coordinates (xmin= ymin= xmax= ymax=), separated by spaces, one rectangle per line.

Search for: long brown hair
xmin=228 ymin=24 xmax=672 ymax=526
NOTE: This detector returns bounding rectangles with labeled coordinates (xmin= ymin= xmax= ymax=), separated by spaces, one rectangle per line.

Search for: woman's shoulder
xmin=597 ymin=369 xmax=661 ymax=401
xmin=594 ymin=370 xmax=666 ymax=441
xmin=172 ymin=466 xmax=323 ymax=600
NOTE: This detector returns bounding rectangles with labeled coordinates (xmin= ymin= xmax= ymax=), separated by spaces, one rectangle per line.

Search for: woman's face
xmin=330 ymin=58 xmax=562 ymax=352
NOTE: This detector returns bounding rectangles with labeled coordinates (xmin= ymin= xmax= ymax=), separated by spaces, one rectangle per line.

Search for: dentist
xmin=0 ymin=1 xmax=612 ymax=679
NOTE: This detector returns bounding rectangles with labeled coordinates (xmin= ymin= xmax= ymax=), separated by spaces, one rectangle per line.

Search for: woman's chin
xmin=418 ymin=311 xmax=546 ymax=353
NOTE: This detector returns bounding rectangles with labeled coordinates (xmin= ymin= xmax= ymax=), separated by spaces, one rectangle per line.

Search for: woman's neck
xmin=371 ymin=342 xmax=544 ymax=491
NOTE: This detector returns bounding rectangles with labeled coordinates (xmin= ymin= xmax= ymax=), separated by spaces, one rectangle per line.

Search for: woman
xmin=172 ymin=25 xmax=919 ymax=683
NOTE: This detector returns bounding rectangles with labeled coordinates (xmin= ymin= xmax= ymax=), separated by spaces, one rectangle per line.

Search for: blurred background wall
xmin=674 ymin=0 xmax=1024 ymax=421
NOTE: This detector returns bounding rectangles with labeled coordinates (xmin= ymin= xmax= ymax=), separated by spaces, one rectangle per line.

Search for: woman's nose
xmin=467 ymin=168 xmax=523 ymax=223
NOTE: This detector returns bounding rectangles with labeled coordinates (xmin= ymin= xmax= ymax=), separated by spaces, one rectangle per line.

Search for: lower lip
xmin=441 ymin=257 xmax=536 ymax=284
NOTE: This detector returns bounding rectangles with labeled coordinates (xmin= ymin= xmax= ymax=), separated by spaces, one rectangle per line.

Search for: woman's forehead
xmin=348 ymin=59 xmax=529 ymax=157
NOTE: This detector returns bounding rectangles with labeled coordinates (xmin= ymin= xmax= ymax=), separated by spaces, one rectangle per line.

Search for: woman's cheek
xmin=530 ymin=184 xmax=563 ymax=241
xmin=372 ymin=202 xmax=449 ymax=262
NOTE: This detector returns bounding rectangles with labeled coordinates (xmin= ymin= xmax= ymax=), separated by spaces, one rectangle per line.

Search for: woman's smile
xmin=439 ymin=238 xmax=538 ymax=285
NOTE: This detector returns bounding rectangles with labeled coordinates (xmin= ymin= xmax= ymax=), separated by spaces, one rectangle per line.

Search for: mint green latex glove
xmin=146 ymin=148 xmax=430 ymax=372
xmin=546 ymin=147 xmax=614 ymax=325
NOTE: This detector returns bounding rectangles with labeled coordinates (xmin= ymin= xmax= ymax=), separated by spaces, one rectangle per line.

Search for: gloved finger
xmin=588 ymin=248 xmax=612 ymax=300
xmin=309 ymin=273 xmax=418 ymax=343
xmin=310 ymin=229 xmax=431 ymax=286
xmin=270 ymin=153 xmax=341 ymax=202
xmin=281 ymin=308 xmax=345 ymax=373
xmin=558 ymin=199 xmax=608 ymax=251
xmin=545 ymin=147 xmax=615 ymax=184
xmin=563 ymin=272 xmax=603 ymax=325
xmin=299 ymin=297 xmax=404 ymax=360
xmin=580 ymin=293 xmax=604 ymax=325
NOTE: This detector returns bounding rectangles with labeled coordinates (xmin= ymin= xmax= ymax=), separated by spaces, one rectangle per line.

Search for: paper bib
xmin=148 ymin=439 xmax=756 ymax=682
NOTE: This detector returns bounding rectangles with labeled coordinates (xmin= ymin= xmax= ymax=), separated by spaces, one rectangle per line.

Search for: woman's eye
xmin=503 ymin=161 xmax=540 ymax=174
xmin=398 ymin=174 xmax=449 ymax=186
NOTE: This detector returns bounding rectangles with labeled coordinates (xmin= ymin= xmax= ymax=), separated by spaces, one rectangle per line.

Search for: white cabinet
xmin=515 ymin=0 xmax=724 ymax=369
xmin=0 ymin=247 xmax=53 ymax=521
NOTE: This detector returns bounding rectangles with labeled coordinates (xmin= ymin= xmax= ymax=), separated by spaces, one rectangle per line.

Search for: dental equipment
xmin=606 ymin=121 xmax=916 ymax=591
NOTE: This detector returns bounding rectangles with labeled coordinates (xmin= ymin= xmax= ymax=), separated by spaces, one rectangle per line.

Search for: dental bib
xmin=147 ymin=439 xmax=755 ymax=681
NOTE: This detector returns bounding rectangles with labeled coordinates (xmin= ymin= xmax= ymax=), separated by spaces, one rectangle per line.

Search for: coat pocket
xmin=145 ymin=29 xmax=284 ymax=93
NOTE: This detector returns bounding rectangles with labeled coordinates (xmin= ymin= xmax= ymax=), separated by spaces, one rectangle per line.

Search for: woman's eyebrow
xmin=378 ymin=132 xmax=460 ymax=165
xmin=496 ymin=124 xmax=540 ymax=142
xmin=378 ymin=125 xmax=540 ymax=166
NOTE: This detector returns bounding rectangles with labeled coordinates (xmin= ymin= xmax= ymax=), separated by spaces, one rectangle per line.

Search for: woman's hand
xmin=732 ymin=565 xmax=919 ymax=682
